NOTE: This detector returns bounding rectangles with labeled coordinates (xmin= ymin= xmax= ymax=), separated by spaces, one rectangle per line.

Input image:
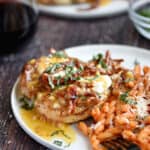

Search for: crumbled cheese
xmin=53 ymin=71 xmax=66 ymax=78
xmin=111 ymin=74 xmax=120 ymax=80
xmin=93 ymin=82 xmax=104 ymax=93
xmin=94 ymin=122 xmax=102 ymax=129
xmin=53 ymin=67 xmax=78 ymax=78
xmin=53 ymin=102 xmax=60 ymax=109
xmin=93 ymin=75 xmax=112 ymax=94
xmin=25 ymin=70 xmax=32 ymax=81
xmin=136 ymin=97 xmax=150 ymax=118
xmin=90 ymin=121 xmax=103 ymax=130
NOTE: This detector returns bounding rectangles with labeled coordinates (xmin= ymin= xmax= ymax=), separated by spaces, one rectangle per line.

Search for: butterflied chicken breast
xmin=19 ymin=50 xmax=112 ymax=123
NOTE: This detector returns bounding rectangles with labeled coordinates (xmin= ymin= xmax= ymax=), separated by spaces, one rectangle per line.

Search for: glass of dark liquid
xmin=0 ymin=0 xmax=38 ymax=53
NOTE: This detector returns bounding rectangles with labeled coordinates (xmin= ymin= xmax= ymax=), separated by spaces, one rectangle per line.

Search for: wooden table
xmin=0 ymin=13 xmax=150 ymax=150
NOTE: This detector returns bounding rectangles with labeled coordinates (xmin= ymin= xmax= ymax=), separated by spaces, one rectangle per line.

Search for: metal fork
xmin=102 ymin=137 xmax=140 ymax=150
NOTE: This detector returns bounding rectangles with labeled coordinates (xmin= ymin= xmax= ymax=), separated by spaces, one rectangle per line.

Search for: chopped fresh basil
xmin=51 ymin=64 xmax=61 ymax=73
xmin=19 ymin=97 xmax=34 ymax=110
xmin=72 ymin=76 xmax=81 ymax=81
xmin=119 ymin=92 xmax=137 ymax=105
xmin=52 ymin=51 xmax=67 ymax=58
xmin=51 ymin=130 xmax=71 ymax=139
xmin=65 ymin=66 xmax=74 ymax=74
xmin=126 ymin=99 xmax=137 ymax=105
xmin=99 ymin=60 xmax=107 ymax=69
xmin=64 ymin=76 xmax=69 ymax=85
xmin=45 ymin=63 xmax=62 ymax=73
xmin=120 ymin=92 xmax=128 ymax=100
xmin=46 ymin=61 xmax=84 ymax=88
xmin=65 ymin=62 xmax=76 ymax=74
xmin=51 ymin=130 xmax=60 ymax=136
xmin=87 ymin=75 xmax=99 ymax=81
xmin=62 ymin=62 xmax=81 ymax=85
xmin=93 ymin=53 xmax=107 ymax=69
xmin=64 ymin=143 xmax=71 ymax=148
xmin=79 ymin=64 xmax=84 ymax=72
xmin=93 ymin=53 xmax=103 ymax=61
xmin=53 ymin=140 xmax=63 ymax=147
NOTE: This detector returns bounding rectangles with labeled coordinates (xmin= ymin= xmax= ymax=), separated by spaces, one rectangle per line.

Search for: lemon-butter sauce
xmin=20 ymin=108 xmax=76 ymax=147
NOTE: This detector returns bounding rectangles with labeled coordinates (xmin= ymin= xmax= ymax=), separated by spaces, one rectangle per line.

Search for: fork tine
xmin=102 ymin=142 xmax=117 ymax=150
xmin=108 ymin=141 xmax=127 ymax=150
xmin=102 ymin=137 xmax=139 ymax=150
xmin=117 ymin=139 xmax=131 ymax=147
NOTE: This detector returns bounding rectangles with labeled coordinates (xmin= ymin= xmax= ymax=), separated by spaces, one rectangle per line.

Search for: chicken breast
xmin=19 ymin=50 xmax=112 ymax=123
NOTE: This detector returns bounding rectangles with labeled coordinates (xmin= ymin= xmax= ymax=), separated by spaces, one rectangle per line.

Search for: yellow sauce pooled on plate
xmin=20 ymin=108 xmax=76 ymax=146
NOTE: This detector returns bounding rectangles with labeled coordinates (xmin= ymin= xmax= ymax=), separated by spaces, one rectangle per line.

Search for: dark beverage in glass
xmin=0 ymin=0 xmax=38 ymax=53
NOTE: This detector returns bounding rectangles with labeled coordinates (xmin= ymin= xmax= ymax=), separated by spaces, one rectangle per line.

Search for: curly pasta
xmin=78 ymin=61 xmax=150 ymax=150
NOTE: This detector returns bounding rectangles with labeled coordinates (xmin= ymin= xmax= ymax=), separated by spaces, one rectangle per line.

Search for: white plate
xmin=11 ymin=44 xmax=150 ymax=150
xmin=38 ymin=0 xmax=129 ymax=19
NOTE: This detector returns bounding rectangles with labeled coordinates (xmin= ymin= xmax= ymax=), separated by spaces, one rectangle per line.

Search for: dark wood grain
xmin=0 ymin=12 xmax=149 ymax=150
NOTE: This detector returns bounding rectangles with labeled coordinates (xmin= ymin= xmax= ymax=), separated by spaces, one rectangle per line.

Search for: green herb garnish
xmin=93 ymin=53 xmax=103 ymax=61
xmin=53 ymin=140 xmax=63 ymax=147
xmin=52 ymin=51 xmax=67 ymax=58
xmin=45 ymin=63 xmax=62 ymax=73
xmin=79 ymin=64 xmax=84 ymax=72
xmin=93 ymin=53 xmax=107 ymax=69
xmin=99 ymin=60 xmax=107 ymax=69
xmin=47 ymin=61 xmax=84 ymax=89
xmin=72 ymin=76 xmax=81 ymax=81
xmin=62 ymin=62 xmax=81 ymax=85
xmin=51 ymin=130 xmax=71 ymax=139
xmin=64 ymin=143 xmax=71 ymax=148
xmin=19 ymin=97 xmax=34 ymax=110
xmin=87 ymin=75 xmax=99 ymax=81
xmin=119 ymin=92 xmax=137 ymax=105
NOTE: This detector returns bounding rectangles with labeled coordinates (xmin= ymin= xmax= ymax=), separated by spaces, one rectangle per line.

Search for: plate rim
xmin=38 ymin=0 xmax=129 ymax=19
xmin=65 ymin=44 xmax=150 ymax=54
xmin=11 ymin=44 xmax=150 ymax=150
